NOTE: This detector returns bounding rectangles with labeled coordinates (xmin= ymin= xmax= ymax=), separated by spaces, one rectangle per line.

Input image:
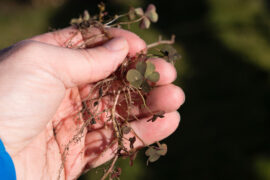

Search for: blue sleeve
xmin=0 ymin=139 xmax=16 ymax=180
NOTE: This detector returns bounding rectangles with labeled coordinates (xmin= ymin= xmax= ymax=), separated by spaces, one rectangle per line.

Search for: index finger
xmin=30 ymin=27 xmax=146 ymax=56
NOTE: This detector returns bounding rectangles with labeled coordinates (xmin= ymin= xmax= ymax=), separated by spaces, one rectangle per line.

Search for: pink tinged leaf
xmin=145 ymin=4 xmax=158 ymax=22
xmin=140 ymin=17 xmax=151 ymax=29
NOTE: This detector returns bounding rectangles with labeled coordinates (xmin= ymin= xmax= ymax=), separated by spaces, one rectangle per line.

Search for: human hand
xmin=0 ymin=27 xmax=185 ymax=180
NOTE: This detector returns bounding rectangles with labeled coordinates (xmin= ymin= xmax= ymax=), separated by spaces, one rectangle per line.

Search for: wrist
xmin=0 ymin=139 xmax=16 ymax=180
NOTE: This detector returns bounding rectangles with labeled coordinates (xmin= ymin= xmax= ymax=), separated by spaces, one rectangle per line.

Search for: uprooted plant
xmin=56 ymin=3 xmax=181 ymax=180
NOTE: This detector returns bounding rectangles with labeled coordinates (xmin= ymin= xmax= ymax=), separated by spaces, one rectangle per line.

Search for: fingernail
xmin=105 ymin=37 xmax=128 ymax=51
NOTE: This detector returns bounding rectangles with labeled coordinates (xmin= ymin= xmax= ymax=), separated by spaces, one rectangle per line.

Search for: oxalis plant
xmin=57 ymin=3 xmax=181 ymax=180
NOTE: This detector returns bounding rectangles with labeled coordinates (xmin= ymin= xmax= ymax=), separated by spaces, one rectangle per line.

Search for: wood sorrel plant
xmin=57 ymin=3 xmax=181 ymax=180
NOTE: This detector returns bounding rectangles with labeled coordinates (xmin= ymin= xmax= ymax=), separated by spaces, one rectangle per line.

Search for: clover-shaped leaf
xmin=127 ymin=61 xmax=159 ymax=91
xmin=145 ymin=4 xmax=158 ymax=23
xmin=126 ymin=69 xmax=143 ymax=88
xmin=136 ymin=61 xmax=147 ymax=75
xmin=144 ymin=61 xmax=160 ymax=82
xmin=161 ymin=45 xmax=181 ymax=63
xmin=134 ymin=8 xmax=144 ymax=16
xmin=156 ymin=143 xmax=167 ymax=156
xmin=140 ymin=17 xmax=151 ymax=29
xmin=147 ymin=72 xmax=160 ymax=82
xmin=145 ymin=61 xmax=155 ymax=78
xmin=145 ymin=146 xmax=160 ymax=163
xmin=145 ymin=143 xmax=167 ymax=165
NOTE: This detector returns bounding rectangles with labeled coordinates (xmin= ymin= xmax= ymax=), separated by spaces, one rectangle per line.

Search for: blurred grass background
xmin=0 ymin=0 xmax=270 ymax=179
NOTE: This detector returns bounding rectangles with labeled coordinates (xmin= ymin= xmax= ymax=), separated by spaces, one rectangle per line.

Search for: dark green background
xmin=0 ymin=0 xmax=270 ymax=179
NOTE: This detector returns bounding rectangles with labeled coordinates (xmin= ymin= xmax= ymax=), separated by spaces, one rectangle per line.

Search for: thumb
xmin=35 ymin=37 xmax=129 ymax=87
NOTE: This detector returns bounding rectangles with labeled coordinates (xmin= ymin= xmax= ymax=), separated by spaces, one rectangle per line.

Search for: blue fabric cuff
xmin=0 ymin=139 xmax=16 ymax=180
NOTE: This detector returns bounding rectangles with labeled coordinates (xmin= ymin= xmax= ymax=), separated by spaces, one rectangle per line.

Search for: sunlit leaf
xmin=145 ymin=61 xmax=155 ymax=78
xmin=83 ymin=10 xmax=90 ymax=21
xmin=134 ymin=8 xmax=144 ymax=16
xmin=146 ymin=4 xmax=156 ymax=14
xmin=145 ymin=4 xmax=158 ymax=22
xmin=146 ymin=11 xmax=158 ymax=23
xmin=140 ymin=17 xmax=151 ymax=29
xmin=70 ymin=17 xmax=83 ymax=25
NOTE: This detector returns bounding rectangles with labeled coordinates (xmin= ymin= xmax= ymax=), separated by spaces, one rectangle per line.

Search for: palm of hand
xmin=0 ymin=28 xmax=184 ymax=180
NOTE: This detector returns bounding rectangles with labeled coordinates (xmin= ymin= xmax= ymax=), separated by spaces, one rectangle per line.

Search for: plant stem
xmin=111 ymin=91 xmax=121 ymax=140
xmin=100 ymin=91 xmax=121 ymax=180
xmin=109 ymin=16 xmax=144 ymax=27
xmin=101 ymin=154 xmax=119 ymax=180
xmin=105 ymin=13 xmax=128 ymax=26
xmin=147 ymin=34 xmax=176 ymax=49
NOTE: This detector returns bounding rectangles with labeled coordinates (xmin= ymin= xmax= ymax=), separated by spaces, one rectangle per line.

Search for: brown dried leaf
xmin=129 ymin=136 xmax=136 ymax=149
xmin=156 ymin=144 xmax=167 ymax=156
xmin=122 ymin=126 xmax=131 ymax=134
xmin=148 ymin=153 xmax=160 ymax=163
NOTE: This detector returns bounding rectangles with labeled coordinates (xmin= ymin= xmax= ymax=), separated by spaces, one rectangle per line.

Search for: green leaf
xmin=136 ymin=61 xmax=147 ymax=75
xmin=126 ymin=69 xmax=143 ymax=88
xmin=144 ymin=61 xmax=155 ymax=78
xmin=134 ymin=8 xmax=144 ymax=16
xmin=141 ymin=80 xmax=152 ymax=92
xmin=146 ymin=71 xmax=160 ymax=82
